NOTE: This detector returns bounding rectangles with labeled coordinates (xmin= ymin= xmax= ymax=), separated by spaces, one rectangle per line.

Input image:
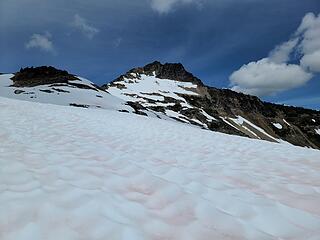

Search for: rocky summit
xmin=104 ymin=61 xmax=320 ymax=149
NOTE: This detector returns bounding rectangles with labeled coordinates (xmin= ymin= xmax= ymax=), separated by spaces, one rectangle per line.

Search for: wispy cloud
xmin=230 ymin=12 xmax=320 ymax=97
xmin=113 ymin=37 xmax=122 ymax=48
xmin=298 ymin=13 xmax=320 ymax=73
xmin=71 ymin=14 xmax=99 ymax=39
xmin=150 ymin=0 xmax=202 ymax=14
xmin=25 ymin=32 xmax=55 ymax=54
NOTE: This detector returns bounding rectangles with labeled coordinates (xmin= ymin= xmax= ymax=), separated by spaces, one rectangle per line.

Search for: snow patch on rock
xmin=273 ymin=123 xmax=283 ymax=129
xmin=107 ymin=73 xmax=218 ymax=128
xmin=229 ymin=116 xmax=279 ymax=141
xmin=107 ymin=73 xmax=198 ymax=105
xmin=283 ymin=119 xmax=291 ymax=126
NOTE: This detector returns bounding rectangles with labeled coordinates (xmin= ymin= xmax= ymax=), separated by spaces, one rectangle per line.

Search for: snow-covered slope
xmin=0 ymin=73 xmax=131 ymax=112
xmin=106 ymin=71 xmax=204 ymax=121
xmin=1 ymin=97 xmax=320 ymax=240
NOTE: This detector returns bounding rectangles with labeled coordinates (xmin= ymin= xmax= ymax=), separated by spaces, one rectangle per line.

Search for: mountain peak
xmin=143 ymin=61 xmax=185 ymax=73
xmin=124 ymin=61 xmax=204 ymax=85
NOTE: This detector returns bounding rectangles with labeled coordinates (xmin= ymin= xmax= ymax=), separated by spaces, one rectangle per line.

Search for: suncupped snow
xmin=1 ymin=97 xmax=320 ymax=240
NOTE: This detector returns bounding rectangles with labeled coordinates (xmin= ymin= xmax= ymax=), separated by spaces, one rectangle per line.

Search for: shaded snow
xmin=1 ymin=97 xmax=320 ymax=239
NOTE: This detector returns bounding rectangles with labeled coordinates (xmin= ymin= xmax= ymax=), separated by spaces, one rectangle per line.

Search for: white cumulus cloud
xmin=150 ymin=0 xmax=201 ymax=14
xmin=25 ymin=32 xmax=55 ymax=53
xmin=71 ymin=14 xmax=99 ymax=39
xmin=230 ymin=12 xmax=320 ymax=97
xmin=297 ymin=13 xmax=320 ymax=73
xmin=301 ymin=50 xmax=320 ymax=72
xmin=230 ymin=58 xmax=313 ymax=96
xmin=268 ymin=39 xmax=298 ymax=64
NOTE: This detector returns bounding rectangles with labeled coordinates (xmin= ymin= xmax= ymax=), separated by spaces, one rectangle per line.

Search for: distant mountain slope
xmin=0 ymin=66 xmax=131 ymax=112
xmin=1 ymin=64 xmax=319 ymax=149
xmin=103 ymin=61 xmax=320 ymax=149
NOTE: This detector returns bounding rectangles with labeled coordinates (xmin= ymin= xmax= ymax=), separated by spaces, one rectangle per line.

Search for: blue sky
xmin=1 ymin=0 xmax=319 ymax=109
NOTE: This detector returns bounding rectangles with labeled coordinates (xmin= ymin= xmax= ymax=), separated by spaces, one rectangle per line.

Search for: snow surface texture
xmin=0 ymin=74 xmax=131 ymax=112
xmin=1 ymin=97 xmax=320 ymax=240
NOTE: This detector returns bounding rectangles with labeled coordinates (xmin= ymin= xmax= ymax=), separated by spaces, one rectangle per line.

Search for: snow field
xmin=1 ymin=97 xmax=320 ymax=239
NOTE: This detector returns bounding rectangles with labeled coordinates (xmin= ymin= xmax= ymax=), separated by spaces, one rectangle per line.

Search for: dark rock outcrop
xmin=69 ymin=103 xmax=89 ymax=108
xmin=14 ymin=90 xmax=25 ymax=94
xmin=11 ymin=66 xmax=79 ymax=87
